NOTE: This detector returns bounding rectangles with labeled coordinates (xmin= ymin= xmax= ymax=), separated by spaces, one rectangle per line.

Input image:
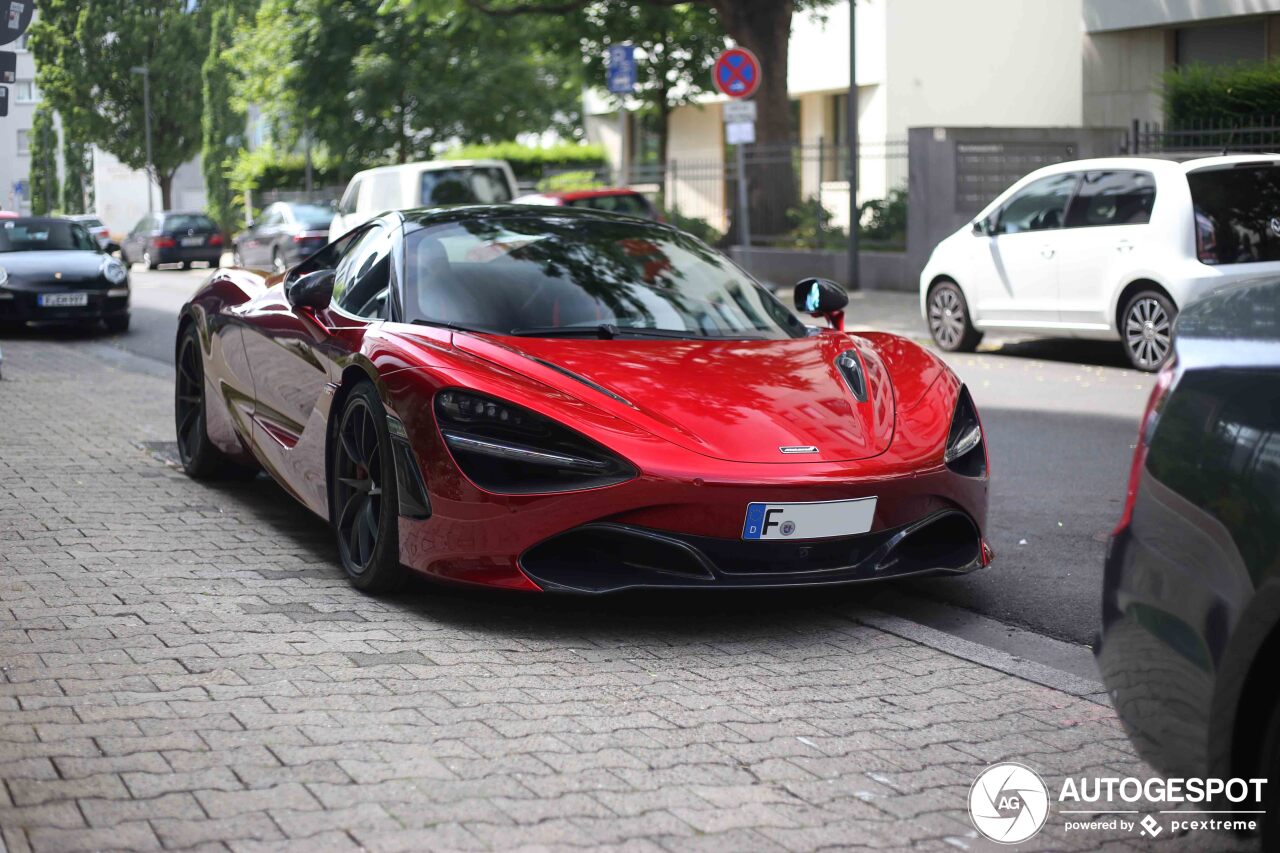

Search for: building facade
xmin=0 ymin=31 xmax=39 ymax=214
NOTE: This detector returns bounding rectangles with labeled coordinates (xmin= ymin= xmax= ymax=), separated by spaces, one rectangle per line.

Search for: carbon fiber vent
xmin=836 ymin=350 xmax=867 ymax=402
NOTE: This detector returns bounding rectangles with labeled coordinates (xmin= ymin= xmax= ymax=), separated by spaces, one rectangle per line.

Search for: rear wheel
xmin=330 ymin=383 xmax=407 ymax=593
xmin=175 ymin=324 xmax=233 ymax=478
xmin=1121 ymin=291 xmax=1175 ymax=372
xmin=927 ymin=280 xmax=983 ymax=352
xmin=143 ymin=250 xmax=158 ymax=271
xmin=271 ymin=249 xmax=286 ymax=274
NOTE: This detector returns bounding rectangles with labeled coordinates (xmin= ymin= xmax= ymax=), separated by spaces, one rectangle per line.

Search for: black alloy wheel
xmin=175 ymin=326 xmax=224 ymax=478
xmin=1122 ymin=291 xmax=1175 ymax=372
xmin=331 ymin=383 xmax=406 ymax=592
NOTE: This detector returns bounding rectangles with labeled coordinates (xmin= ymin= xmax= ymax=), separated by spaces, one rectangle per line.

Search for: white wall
xmin=883 ymin=0 xmax=1085 ymax=139
xmin=789 ymin=0 xmax=886 ymax=94
xmin=0 ymin=35 xmax=38 ymax=214
xmin=1082 ymin=28 xmax=1169 ymax=127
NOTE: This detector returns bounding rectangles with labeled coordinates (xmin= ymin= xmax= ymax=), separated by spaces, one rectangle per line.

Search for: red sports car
xmin=176 ymin=207 xmax=991 ymax=593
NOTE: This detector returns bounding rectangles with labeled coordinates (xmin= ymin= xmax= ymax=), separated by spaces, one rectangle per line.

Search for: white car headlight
xmin=101 ymin=258 xmax=127 ymax=285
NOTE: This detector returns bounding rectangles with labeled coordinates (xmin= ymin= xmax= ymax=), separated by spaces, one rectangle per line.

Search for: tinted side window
xmin=1065 ymin=171 xmax=1156 ymax=227
xmin=333 ymin=225 xmax=392 ymax=318
xmin=1188 ymin=165 xmax=1280 ymax=265
xmin=996 ymin=173 xmax=1079 ymax=234
xmin=421 ymin=168 xmax=513 ymax=206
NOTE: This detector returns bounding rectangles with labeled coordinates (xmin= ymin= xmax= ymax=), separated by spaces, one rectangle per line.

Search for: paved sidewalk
xmin=0 ymin=338 xmax=1253 ymax=852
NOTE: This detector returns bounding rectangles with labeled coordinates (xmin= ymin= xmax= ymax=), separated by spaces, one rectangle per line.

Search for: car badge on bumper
xmin=779 ymin=446 xmax=818 ymax=454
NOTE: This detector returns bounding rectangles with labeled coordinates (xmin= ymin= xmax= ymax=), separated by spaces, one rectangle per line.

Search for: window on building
xmin=16 ymin=130 xmax=30 ymax=155
xmin=827 ymin=93 xmax=850 ymax=181
xmin=14 ymin=80 xmax=39 ymax=103
xmin=12 ymin=33 xmax=28 ymax=51
xmin=1175 ymin=20 xmax=1265 ymax=66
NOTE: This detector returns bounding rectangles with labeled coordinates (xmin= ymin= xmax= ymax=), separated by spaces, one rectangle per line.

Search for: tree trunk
xmin=713 ymin=0 xmax=796 ymax=244
xmin=159 ymin=171 xmax=174 ymax=211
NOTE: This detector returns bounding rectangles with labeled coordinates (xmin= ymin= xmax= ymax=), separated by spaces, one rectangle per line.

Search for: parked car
xmin=232 ymin=202 xmax=334 ymax=273
xmin=65 ymin=214 xmax=116 ymax=253
xmin=328 ymin=159 xmax=518 ymax=240
xmin=0 ymin=216 xmax=130 ymax=332
xmin=919 ymin=154 xmax=1280 ymax=371
xmin=514 ymin=189 xmax=660 ymax=220
xmin=122 ymin=211 xmax=224 ymax=270
xmin=178 ymin=206 xmax=991 ymax=595
xmin=1097 ymin=278 xmax=1280 ymax=839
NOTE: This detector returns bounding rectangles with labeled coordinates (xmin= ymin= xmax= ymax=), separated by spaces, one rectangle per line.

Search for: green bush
xmin=229 ymin=146 xmax=347 ymax=192
xmin=859 ymin=188 xmax=907 ymax=248
xmin=777 ymin=190 xmax=906 ymax=252
xmin=442 ymin=141 xmax=608 ymax=183
xmin=1164 ymin=60 xmax=1280 ymax=126
xmin=536 ymin=170 xmax=607 ymax=192
xmin=660 ymin=208 xmax=723 ymax=246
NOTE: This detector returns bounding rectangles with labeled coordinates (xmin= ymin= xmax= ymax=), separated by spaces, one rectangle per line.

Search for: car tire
xmin=143 ymin=250 xmax=158 ymax=271
xmin=927 ymin=280 xmax=983 ymax=352
xmin=104 ymin=314 xmax=130 ymax=334
xmin=181 ymin=261 xmax=192 ymax=270
xmin=1121 ymin=290 xmax=1176 ymax=372
xmin=272 ymin=249 xmax=286 ymax=274
xmin=175 ymin=324 xmax=237 ymax=479
xmin=330 ymin=382 xmax=408 ymax=594
xmin=232 ymin=250 xmax=243 ymax=267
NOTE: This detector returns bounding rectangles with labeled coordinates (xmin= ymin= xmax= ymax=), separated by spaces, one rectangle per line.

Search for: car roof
xmin=538 ymin=188 xmax=643 ymax=201
xmin=1026 ymin=153 xmax=1280 ymax=177
xmin=393 ymin=204 xmax=671 ymax=230
xmin=158 ymin=210 xmax=210 ymax=218
xmin=354 ymin=159 xmax=509 ymax=178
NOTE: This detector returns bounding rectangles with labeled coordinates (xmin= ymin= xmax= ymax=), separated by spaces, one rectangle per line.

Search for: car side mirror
xmin=972 ymin=217 xmax=993 ymax=237
xmin=793 ymin=277 xmax=849 ymax=331
xmin=286 ymin=268 xmax=335 ymax=311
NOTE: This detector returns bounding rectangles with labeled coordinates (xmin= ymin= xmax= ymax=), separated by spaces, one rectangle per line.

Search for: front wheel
xmin=271 ymin=249 xmax=286 ymax=274
xmin=330 ymin=383 xmax=407 ymax=593
xmin=143 ymin=250 xmax=158 ymax=271
xmin=175 ymin=324 xmax=233 ymax=478
xmin=927 ymin=280 xmax=983 ymax=352
xmin=1121 ymin=291 xmax=1175 ymax=372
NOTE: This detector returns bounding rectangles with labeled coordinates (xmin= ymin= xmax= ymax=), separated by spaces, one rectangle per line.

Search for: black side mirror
xmin=286 ymin=268 xmax=335 ymax=311
xmin=972 ymin=217 xmax=993 ymax=236
xmin=794 ymin=277 xmax=849 ymax=330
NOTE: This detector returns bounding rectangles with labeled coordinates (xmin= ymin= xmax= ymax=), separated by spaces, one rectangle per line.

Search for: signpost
xmin=0 ymin=0 xmax=33 ymax=46
xmin=713 ymin=47 xmax=761 ymax=254
xmin=606 ymin=44 xmax=636 ymax=186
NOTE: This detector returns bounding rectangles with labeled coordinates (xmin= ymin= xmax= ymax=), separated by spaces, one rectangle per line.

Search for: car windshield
xmin=403 ymin=215 xmax=805 ymax=339
xmin=291 ymin=204 xmax=335 ymax=229
xmin=164 ymin=214 xmax=216 ymax=232
xmin=0 ymin=220 xmax=98 ymax=253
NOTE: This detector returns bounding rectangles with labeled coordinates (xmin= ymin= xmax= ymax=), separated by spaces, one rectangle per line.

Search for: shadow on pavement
xmin=980 ymin=336 xmax=1132 ymax=370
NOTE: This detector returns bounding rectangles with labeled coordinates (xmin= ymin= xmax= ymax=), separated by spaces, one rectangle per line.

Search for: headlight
xmin=434 ymin=389 xmax=636 ymax=494
xmin=101 ymin=258 xmax=127 ymax=285
xmin=944 ymin=385 xmax=986 ymax=477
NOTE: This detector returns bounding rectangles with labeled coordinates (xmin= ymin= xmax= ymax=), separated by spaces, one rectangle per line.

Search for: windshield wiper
xmin=410 ymin=318 xmax=498 ymax=335
xmin=508 ymin=324 xmax=764 ymax=340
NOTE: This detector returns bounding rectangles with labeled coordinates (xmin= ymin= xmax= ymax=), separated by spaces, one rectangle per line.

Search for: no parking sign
xmin=712 ymin=47 xmax=761 ymax=100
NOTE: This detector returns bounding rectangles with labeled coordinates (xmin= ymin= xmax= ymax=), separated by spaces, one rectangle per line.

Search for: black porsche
xmin=1098 ymin=278 xmax=1280 ymax=839
xmin=0 ymin=217 xmax=131 ymax=332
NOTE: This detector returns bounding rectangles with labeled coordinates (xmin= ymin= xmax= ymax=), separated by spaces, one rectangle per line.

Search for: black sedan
xmin=0 ymin=217 xmax=130 ymax=332
xmin=121 ymin=211 xmax=224 ymax=270
xmin=232 ymin=202 xmax=334 ymax=273
xmin=1098 ymin=278 xmax=1280 ymax=838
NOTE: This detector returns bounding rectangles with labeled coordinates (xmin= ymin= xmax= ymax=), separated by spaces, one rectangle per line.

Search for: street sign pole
xmin=606 ymin=44 xmax=637 ymax=188
xmin=735 ymin=145 xmax=751 ymax=254
xmin=713 ymin=48 xmax=762 ymax=258
xmin=847 ymin=5 xmax=859 ymax=290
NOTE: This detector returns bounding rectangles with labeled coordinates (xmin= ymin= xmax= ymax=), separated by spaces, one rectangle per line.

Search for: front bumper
xmin=519 ymin=510 xmax=984 ymax=592
xmin=0 ymin=287 xmax=129 ymax=326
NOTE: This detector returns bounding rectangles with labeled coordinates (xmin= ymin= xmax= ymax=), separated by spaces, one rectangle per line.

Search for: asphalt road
xmin=11 ymin=264 xmax=1152 ymax=648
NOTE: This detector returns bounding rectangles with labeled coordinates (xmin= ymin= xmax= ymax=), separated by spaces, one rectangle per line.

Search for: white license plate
xmin=180 ymin=236 xmax=205 ymax=247
xmin=742 ymin=497 xmax=877 ymax=541
xmin=38 ymin=292 xmax=88 ymax=307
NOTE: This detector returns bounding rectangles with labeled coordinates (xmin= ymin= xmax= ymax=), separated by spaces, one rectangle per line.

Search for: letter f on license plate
xmin=741 ymin=498 xmax=876 ymax=541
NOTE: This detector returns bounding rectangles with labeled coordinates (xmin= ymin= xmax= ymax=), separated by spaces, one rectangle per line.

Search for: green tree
xmin=30 ymin=0 xmax=209 ymax=210
xmin=203 ymin=5 xmax=246 ymax=236
xmin=235 ymin=0 xmax=582 ymax=167
xmin=29 ymin=104 xmax=60 ymax=216
xmin=556 ymin=3 xmax=725 ymax=166
xmin=61 ymin=127 xmax=92 ymax=215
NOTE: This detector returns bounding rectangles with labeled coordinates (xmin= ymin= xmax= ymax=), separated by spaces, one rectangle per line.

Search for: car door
xmin=974 ymin=172 xmax=1079 ymax=327
xmin=238 ymin=223 xmax=388 ymax=514
xmin=1055 ymin=171 xmax=1157 ymax=329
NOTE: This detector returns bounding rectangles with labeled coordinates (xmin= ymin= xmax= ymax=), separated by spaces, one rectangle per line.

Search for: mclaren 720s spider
xmin=175 ymin=206 xmax=992 ymax=594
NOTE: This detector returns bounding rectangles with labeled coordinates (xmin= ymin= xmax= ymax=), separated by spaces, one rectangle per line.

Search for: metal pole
xmin=846 ymin=1 xmax=859 ymax=290
xmin=618 ymin=108 xmax=628 ymax=187
xmin=735 ymin=144 xmax=751 ymax=255
xmin=304 ymin=119 xmax=314 ymax=195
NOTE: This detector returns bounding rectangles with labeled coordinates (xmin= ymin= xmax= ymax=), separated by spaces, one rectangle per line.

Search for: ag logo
xmin=968 ymin=762 xmax=1049 ymax=844
xmin=1269 ymin=217 xmax=1280 ymax=237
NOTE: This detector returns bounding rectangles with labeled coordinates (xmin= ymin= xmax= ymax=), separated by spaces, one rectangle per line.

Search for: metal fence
xmin=1128 ymin=115 xmax=1280 ymax=155
xmin=542 ymin=138 xmax=908 ymax=250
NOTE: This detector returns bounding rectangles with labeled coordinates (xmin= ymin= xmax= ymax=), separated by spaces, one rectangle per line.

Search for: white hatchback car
xmin=919 ymin=154 xmax=1280 ymax=370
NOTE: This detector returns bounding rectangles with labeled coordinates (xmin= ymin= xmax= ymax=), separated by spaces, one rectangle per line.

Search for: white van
xmin=329 ymin=159 xmax=519 ymax=240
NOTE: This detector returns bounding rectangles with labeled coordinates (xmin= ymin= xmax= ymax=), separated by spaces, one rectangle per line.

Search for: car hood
xmin=0 ymin=250 xmax=107 ymax=282
xmin=452 ymin=332 xmax=895 ymax=464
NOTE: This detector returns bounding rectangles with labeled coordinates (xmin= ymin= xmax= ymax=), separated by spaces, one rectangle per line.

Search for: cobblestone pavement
xmin=0 ymin=338 xmax=1256 ymax=852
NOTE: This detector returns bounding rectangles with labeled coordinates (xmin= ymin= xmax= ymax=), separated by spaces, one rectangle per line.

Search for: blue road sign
xmin=606 ymin=44 xmax=636 ymax=95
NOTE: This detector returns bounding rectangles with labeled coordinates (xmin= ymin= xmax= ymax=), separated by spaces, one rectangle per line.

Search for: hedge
xmin=441 ymin=141 xmax=608 ymax=183
xmin=1164 ymin=60 xmax=1280 ymax=127
xmin=229 ymin=146 xmax=349 ymax=192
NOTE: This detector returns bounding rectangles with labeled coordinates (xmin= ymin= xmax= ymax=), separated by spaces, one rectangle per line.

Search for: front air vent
xmin=836 ymin=350 xmax=867 ymax=402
